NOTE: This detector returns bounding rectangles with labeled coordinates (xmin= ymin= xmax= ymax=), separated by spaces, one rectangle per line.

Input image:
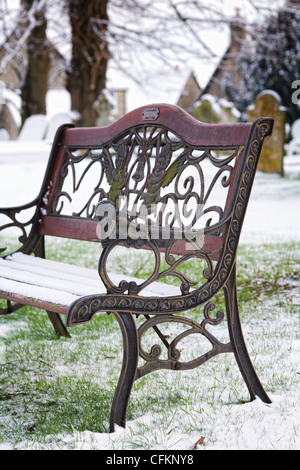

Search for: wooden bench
xmin=0 ymin=103 xmax=273 ymax=432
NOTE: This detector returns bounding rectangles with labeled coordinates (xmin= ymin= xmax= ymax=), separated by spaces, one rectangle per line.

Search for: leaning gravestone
xmin=247 ymin=90 xmax=285 ymax=175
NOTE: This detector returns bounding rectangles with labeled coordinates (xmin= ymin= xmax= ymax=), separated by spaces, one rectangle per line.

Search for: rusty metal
xmin=0 ymin=104 xmax=273 ymax=432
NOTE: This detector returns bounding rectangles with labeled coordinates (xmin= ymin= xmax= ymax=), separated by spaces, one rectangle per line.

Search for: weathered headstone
xmin=193 ymin=94 xmax=222 ymax=123
xmin=193 ymin=94 xmax=240 ymax=124
xmin=219 ymin=98 xmax=240 ymax=123
xmin=247 ymin=90 xmax=285 ymax=175
xmin=18 ymin=114 xmax=47 ymax=141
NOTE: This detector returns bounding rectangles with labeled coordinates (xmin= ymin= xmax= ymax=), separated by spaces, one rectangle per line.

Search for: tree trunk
xmin=66 ymin=0 xmax=110 ymax=127
xmin=21 ymin=0 xmax=50 ymax=124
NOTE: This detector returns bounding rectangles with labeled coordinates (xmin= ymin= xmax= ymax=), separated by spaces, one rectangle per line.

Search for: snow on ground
xmin=240 ymin=158 xmax=300 ymax=244
xmin=0 ymin=147 xmax=299 ymax=450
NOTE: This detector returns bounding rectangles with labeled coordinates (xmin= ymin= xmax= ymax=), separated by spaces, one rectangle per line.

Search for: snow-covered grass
xmin=0 ymin=238 xmax=299 ymax=450
xmin=0 ymin=151 xmax=299 ymax=450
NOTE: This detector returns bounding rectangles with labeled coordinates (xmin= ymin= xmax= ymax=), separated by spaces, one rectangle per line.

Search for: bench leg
xmin=223 ymin=265 xmax=271 ymax=404
xmin=110 ymin=311 xmax=138 ymax=433
xmin=46 ymin=311 xmax=71 ymax=338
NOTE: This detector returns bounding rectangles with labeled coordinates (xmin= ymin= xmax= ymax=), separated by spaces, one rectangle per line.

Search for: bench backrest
xmin=36 ymin=104 xmax=273 ymax=282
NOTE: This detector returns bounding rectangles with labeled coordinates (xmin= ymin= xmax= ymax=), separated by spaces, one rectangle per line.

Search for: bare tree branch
xmin=0 ymin=0 xmax=47 ymax=75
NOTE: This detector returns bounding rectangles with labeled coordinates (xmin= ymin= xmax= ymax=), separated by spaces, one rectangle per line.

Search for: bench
xmin=0 ymin=103 xmax=273 ymax=432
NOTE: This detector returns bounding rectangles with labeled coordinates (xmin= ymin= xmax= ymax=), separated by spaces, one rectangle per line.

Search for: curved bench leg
xmin=223 ymin=265 xmax=271 ymax=404
xmin=46 ymin=311 xmax=70 ymax=337
xmin=110 ymin=311 xmax=139 ymax=432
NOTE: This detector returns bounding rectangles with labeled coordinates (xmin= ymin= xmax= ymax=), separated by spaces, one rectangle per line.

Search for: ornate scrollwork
xmin=51 ymin=124 xmax=241 ymax=296
xmin=136 ymin=301 xmax=231 ymax=379
xmin=51 ymin=125 xmax=240 ymax=228
xmin=66 ymin=117 xmax=274 ymax=329
xmin=98 ymin=237 xmax=216 ymax=296
xmin=0 ymin=200 xmax=40 ymax=255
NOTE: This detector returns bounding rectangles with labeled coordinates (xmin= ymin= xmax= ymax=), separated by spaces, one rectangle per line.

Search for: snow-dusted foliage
xmin=224 ymin=2 xmax=300 ymax=124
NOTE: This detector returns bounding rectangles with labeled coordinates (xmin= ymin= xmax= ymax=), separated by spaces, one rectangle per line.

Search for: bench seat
xmin=0 ymin=252 xmax=180 ymax=315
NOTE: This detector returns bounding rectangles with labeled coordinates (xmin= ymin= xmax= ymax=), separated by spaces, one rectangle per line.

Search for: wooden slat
xmin=0 ymin=283 xmax=72 ymax=315
xmin=38 ymin=215 xmax=99 ymax=241
xmin=0 ymin=253 xmax=182 ymax=316
xmin=38 ymin=216 xmax=223 ymax=256
xmin=61 ymin=104 xmax=252 ymax=148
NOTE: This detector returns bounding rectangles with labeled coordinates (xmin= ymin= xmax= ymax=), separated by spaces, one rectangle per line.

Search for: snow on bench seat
xmin=0 ymin=253 xmax=180 ymax=315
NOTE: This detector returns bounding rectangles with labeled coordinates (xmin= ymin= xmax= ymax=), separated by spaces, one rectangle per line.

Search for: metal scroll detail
xmin=98 ymin=238 xmax=217 ymax=296
xmin=66 ymin=117 xmax=274 ymax=328
xmin=0 ymin=199 xmax=41 ymax=256
xmin=51 ymin=125 xmax=241 ymax=294
xmin=51 ymin=125 xmax=240 ymax=225
xmin=64 ymin=118 xmax=273 ymax=378
xmin=136 ymin=302 xmax=232 ymax=379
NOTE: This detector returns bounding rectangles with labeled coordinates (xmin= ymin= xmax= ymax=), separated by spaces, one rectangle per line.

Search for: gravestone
xmin=193 ymin=94 xmax=240 ymax=124
xmin=247 ymin=90 xmax=285 ymax=175
xmin=193 ymin=94 xmax=222 ymax=123
xmin=18 ymin=114 xmax=47 ymax=141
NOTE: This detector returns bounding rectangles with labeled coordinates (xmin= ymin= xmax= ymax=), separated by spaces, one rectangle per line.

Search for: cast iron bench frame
xmin=0 ymin=103 xmax=273 ymax=432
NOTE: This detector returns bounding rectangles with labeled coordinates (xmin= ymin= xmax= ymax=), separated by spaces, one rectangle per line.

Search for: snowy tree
xmin=0 ymin=0 xmax=51 ymax=124
xmin=66 ymin=0 xmax=110 ymax=127
xmin=64 ymin=0 xmax=229 ymax=126
xmin=0 ymin=0 xmax=236 ymax=126
xmin=21 ymin=0 xmax=50 ymax=123
xmin=224 ymin=0 xmax=300 ymax=124
xmin=0 ymin=0 xmax=290 ymax=127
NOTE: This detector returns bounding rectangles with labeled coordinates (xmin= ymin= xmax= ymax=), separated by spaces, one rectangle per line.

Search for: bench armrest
xmin=66 ymin=273 xmax=226 ymax=326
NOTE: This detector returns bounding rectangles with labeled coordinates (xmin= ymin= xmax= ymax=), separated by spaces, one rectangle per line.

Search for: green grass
xmin=0 ymin=236 xmax=299 ymax=449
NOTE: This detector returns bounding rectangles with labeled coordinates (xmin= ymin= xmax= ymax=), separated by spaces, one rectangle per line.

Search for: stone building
xmin=200 ymin=10 xmax=245 ymax=100
xmin=177 ymin=10 xmax=245 ymax=115
xmin=177 ymin=72 xmax=202 ymax=114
